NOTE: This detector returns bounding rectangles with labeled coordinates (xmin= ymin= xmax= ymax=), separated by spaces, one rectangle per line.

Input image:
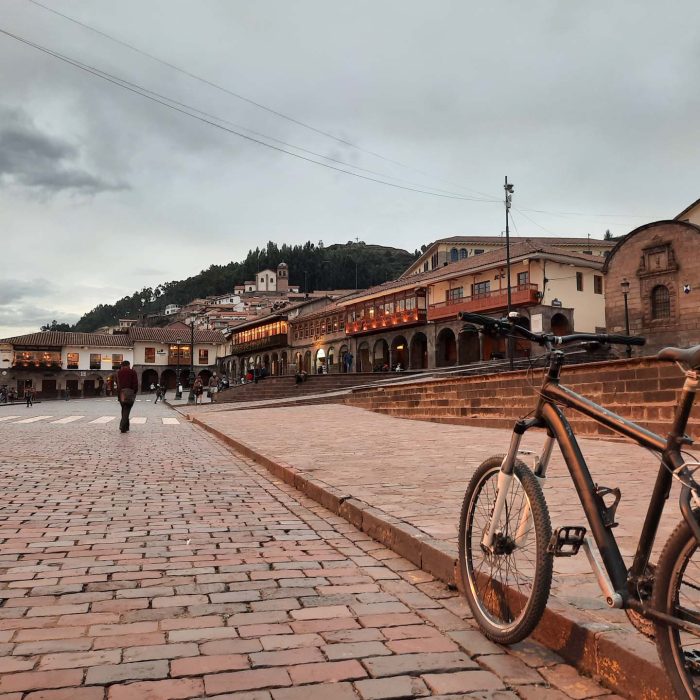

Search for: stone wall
xmin=605 ymin=220 xmax=700 ymax=353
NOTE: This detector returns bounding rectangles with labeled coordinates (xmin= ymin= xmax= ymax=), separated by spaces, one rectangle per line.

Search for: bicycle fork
xmin=481 ymin=431 xmax=555 ymax=551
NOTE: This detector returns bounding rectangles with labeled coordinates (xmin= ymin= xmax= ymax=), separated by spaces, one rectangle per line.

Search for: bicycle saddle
xmin=657 ymin=344 xmax=700 ymax=368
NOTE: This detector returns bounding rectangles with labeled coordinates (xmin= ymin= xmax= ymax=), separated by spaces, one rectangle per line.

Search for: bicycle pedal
xmin=547 ymin=526 xmax=587 ymax=557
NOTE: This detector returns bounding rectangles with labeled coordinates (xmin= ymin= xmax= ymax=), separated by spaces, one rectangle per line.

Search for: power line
xmin=26 ymin=0 xmax=497 ymax=203
xmin=511 ymin=206 xmax=558 ymax=236
xmin=0 ymin=26 xmax=500 ymax=204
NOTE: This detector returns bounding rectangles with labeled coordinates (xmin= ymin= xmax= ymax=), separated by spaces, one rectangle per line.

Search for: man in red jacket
xmin=116 ymin=360 xmax=139 ymax=433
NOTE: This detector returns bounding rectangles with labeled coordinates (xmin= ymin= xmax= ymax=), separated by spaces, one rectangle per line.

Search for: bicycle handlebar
xmin=459 ymin=311 xmax=646 ymax=348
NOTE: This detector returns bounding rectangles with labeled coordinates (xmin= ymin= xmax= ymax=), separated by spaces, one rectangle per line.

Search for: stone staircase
xmin=345 ymin=358 xmax=700 ymax=439
xmin=216 ymin=372 xmax=414 ymax=407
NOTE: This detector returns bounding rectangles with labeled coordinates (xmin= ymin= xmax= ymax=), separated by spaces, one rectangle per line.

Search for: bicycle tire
xmin=653 ymin=511 xmax=700 ymax=699
xmin=458 ymin=455 xmax=553 ymax=644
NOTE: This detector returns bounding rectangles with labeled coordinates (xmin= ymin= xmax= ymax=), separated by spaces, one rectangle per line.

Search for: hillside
xmin=65 ymin=240 xmax=418 ymax=332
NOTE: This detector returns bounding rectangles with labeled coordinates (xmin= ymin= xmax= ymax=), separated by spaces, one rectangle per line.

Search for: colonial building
xmin=336 ymin=240 xmax=607 ymax=371
xmin=0 ymin=322 xmax=226 ymax=398
xmin=604 ymin=219 xmax=700 ymax=353
xmin=402 ymin=235 xmax=614 ymax=277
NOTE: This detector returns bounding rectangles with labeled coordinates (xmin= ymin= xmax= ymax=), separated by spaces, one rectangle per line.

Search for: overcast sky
xmin=1 ymin=1 xmax=699 ymax=338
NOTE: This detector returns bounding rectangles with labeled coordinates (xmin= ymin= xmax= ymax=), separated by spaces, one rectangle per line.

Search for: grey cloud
xmin=0 ymin=106 xmax=127 ymax=194
xmin=0 ymin=278 xmax=57 ymax=305
xmin=0 ymin=303 xmax=80 ymax=331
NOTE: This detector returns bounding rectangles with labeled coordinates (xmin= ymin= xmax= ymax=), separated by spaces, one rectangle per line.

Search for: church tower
xmin=277 ymin=262 xmax=289 ymax=293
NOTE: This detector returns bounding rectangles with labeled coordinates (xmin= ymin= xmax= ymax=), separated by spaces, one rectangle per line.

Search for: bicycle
xmin=457 ymin=310 xmax=700 ymax=699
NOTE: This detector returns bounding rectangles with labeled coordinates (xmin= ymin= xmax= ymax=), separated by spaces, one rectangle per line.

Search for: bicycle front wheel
xmin=654 ymin=512 xmax=700 ymax=699
xmin=458 ymin=456 xmax=553 ymax=644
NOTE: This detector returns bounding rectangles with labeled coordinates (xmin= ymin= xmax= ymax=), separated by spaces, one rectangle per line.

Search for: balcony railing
xmin=345 ymin=309 xmax=427 ymax=335
xmin=230 ymin=332 xmax=288 ymax=355
xmin=428 ymin=284 xmax=540 ymax=321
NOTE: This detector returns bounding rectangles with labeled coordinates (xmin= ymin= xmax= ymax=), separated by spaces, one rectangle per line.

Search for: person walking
xmin=208 ymin=374 xmax=218 ymax=403
xmin=193 ymin=376 xmax=204 ymax=405
xmin=116 ymin=360 xmax=139 ymax=433
xmin=25 ymin=386 xmax=34 ymax=408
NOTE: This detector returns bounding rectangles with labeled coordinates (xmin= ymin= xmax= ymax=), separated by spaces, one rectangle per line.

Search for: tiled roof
xmin=0 ymin=332 xmax=131 ymax=347
xmin=340 ymin=241 xmax=604 ymax=305
xmin=1 ymin=327 xmax=226 ymax=347
xmin=432 ymin=235 xmax=615 ymax=246
xmin=127 ymin=327 xmax=226 ymax=344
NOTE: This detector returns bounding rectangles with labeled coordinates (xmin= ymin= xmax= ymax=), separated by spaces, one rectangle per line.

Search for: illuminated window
xmin=144 ymin=347 xmax=156 ymax=363
xmin=67 ymin=352 xmax=79 ymax=369
xmin=90 ymin=354 xmax=101 ymax=370
xmin=199 ymin=349 xmax=209 ymax=364
xmin=112 ymin=353 xmax=123 ymax=370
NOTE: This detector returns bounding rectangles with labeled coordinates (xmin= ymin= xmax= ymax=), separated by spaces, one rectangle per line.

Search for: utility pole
xmin=504 ymin=177 xmax=514 ymax=370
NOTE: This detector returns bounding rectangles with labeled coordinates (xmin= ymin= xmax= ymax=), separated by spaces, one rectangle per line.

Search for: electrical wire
xmin=25 ymin=0 xmax=499 ymax=203
xmin=0 ymin=26 xmax=500 ymax=203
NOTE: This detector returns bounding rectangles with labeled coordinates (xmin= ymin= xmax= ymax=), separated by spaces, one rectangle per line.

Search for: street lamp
xmin=504 ymin=177 xmax=514 ymax=369
xmin=175 ymin=339 xmax=182 ymax=399
xmin=620 ymin=279 xmax=631 ymax=358
xmin=187 ymin=318 xmax=196 ymax=404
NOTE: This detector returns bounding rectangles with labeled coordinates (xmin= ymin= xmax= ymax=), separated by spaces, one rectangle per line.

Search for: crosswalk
xmin=0 ymin=415 xmax=181 ymax=427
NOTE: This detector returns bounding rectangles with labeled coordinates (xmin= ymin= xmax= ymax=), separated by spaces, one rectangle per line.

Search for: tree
xmin=40 ymin=320 xmax=72 ymax=332
xmin=604 ymin=229 xmax=614 ymax=240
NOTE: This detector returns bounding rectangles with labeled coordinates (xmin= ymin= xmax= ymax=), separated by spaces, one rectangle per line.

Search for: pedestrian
xmin=208 ymin=373 xmax=218 ymax=402
xmin=154 ymin=383 xmax=164 ymax=404
xmin=64 ymin=384 xmax=70 ymax=400
xmin=344 ymin=352 xmax=354 ymax=372
xmin=116 ymin=360 xmax=139 ymax=433
xmin=193 ymin=376 xmax=204 ymax=405
xmin=25 ymin=386 xmax=34 ymax=407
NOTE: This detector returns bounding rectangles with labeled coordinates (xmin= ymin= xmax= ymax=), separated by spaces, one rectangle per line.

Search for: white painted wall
xmin=62 ymin=346 xmax=134 ymax=371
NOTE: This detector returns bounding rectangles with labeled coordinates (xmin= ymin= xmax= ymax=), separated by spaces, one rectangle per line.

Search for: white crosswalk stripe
xmin=162 ymin=417 xmax=179 ymax=425
xmin=89 ymin=416 xmax=116 ymax=424
xmin=51 ymin=416 xmax=84 ymax=424
xmin=14 ymin=415 xmax=53 ymax=424
xmin=130 ymin=417 xmax=147 ymax=424
xmin=0 ymin=415 xmax=21 ymax=422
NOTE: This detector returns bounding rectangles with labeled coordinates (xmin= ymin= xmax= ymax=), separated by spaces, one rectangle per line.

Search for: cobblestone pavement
xmin=0 ymin=398 xmax=621 ymax=698
xmin=189 ymin=404 xmax=687 ymax=634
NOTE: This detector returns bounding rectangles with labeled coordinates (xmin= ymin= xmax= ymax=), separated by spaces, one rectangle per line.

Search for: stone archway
xmin=458 ymin=327 xmax=480 ymax=364
xmin=198 ymin=369 xmax=212 ymax=384
xmin=339 ymin=345 xmax=349 ymax=372
xmin=373 ymin=338 xmax=389 ymax=371
xmin=141 ymin=368 xmax=159 ymax=393
xmin=160 ymin=369 xmax=177 ymax=390
xmin=303 ymin=351 xmax=312 ymax=373
xmin=314 ymin=348 xmax=326 ymax=373
xmin=281 ymin=352 xmax=288 ymax=375
xmin=391 ymin=336 xmax=409 ymax=370
xmin=357 ymin=341 xmax=370 ymax=372
xmin=326 ymin=346 xmax=335 ymax=373
xmin=436 ymin=328 xmax=457 ymax=367
xmin=551 ymin=313 xmax=570 ymax=335
xmin=83 ymin=373 xmax=104 ymax=397
xmin=409 ymin=333 xmax=428 ymax=369
xmin=294 ymin=352 xmax=303 ymax=372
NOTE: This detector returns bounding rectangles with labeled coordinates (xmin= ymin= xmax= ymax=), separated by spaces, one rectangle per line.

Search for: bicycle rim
xmin=666 ymin=538 xmax=700 ymax=698
xmin=466 ymin=465 xmax=540 ymax=631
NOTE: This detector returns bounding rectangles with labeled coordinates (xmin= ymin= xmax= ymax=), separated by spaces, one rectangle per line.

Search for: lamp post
xmin=504 ymin=177 xmax=514 ymax=369
xmin=187 ymin=319 xmax=196 ymax=403
xmin=621 ymin=278 xmax=631 ymax=358
xmin=175 ymin=339 xmax=182 ymax=399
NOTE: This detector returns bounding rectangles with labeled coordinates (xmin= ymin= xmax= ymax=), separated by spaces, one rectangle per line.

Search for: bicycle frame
xmin=483 ymin=350 xmax=700 ymax=625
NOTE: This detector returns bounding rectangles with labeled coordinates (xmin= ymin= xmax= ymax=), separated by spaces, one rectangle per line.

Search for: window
xmin=450 ymin=248 xmax=459 ymax=262
xmin=89 ymin=353 xmax=101 ymax=370
xmin=459 ymin=248 xmax=468 ymax=259
xmin=583 ymin=250 xmax=592 ymax=255
xmin=472 ymin=281 xmax=490 ymax=297
xmin=430 ymin=253 xmax=439 ymax=269
xmin=517 ymin=271 xmax=529 ymax=287
xmin=144 ymin=347 xmax=156 ymax=363
xmin=474 ymin=249 xmax=484 ymax=255
xmin=576 ymin=272 xmax=583 ymax=291
xmin=446 ymin=287 xmax=464 ymax=302
xmin=651 ymin=285 xmax=670 ymax=320
xmin=111 ymin=353 xmax=123 ymax=370
xmin=199 ymin=349 xmax=209 ymax=364
xmin=594 ymin=275 xmax=603 ymax=295
xmin=423 ymin=262 xmax=429 ymax=272
xmin=67 ymin=352 xmax=79 ymax=369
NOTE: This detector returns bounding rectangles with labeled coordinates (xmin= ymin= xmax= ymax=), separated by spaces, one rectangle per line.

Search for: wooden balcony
xmin=428 ymin=284 xmax=540 ymax=321
xmin=230 ymin=332 xmax=288 ymax=355
xmin=345 ymin=309 xmax=427 ymax=336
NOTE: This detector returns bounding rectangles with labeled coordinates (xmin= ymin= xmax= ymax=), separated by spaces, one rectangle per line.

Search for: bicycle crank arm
xmin=626 ymin=598 xmax=700 ymax=638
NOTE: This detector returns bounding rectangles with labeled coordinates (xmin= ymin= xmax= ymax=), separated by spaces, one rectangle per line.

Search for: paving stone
xmin=538 ymin=664 xmax=611 ymax=699
xmin=354 ymin=675 xmax=430 ymax=699
xmin=106 ymin=678 xmax=204 ymax=699
xmin=204 ymin=667 xmax=291 ymax=695
xmin=287 ymin=659 xmax=367 ymax=684
xmin=362 ymin=651 xmax=477 ymax=678
xmin=85 ymin=660 xmax=169 ymax=685
xmin=421 ymin=670 xmax=506 ymax=694
xmin=478 ymin=653 xmax=544 ymax=685
xmin=271 ymin=683 xmax=358 ymax=700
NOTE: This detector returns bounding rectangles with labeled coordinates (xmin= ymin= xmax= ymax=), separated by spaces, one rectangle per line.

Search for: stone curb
xmin=188 ymin=414 xmax=671 ymax=700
